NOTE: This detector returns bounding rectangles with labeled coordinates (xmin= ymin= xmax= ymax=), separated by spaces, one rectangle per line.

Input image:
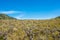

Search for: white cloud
xmin=0 ymin=11 xmax=22 ymax=14
xmin=0 ymin=11 xmax=25 ymax=19
xmin=14 ymin=14 xmax=24 ymax=19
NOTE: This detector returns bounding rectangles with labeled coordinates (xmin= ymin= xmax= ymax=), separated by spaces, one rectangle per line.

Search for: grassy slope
xmin=0 ymin=19 xmax=60 ymax=40
xmin=0 ymin=14 xmax=60 ymax=40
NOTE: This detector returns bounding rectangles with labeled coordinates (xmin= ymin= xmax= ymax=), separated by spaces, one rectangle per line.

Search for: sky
xmin=0 ymin=0 xmax=60 ymax=19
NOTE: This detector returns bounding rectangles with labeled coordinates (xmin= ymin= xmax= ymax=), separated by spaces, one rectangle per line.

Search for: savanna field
xmin=0 ymin=14 xmax=60 ymax=40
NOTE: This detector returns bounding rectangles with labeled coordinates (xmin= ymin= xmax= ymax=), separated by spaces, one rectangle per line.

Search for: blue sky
xmin=0 ymin=0 xmax=60 ymax=19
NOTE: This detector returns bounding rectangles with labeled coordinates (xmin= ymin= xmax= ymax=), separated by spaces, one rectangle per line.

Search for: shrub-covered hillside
xmin=55 ymin=16 xmax=60 ymax=19
xmin=0 ymin=14 xmax=16 ymax=19
xmin=0 ymin=14 xmax=60 ymax=40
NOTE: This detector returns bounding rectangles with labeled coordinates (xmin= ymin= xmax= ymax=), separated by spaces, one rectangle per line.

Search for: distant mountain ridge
xmin=0 ymin=13 xmax=60 ymax=20
xmin=0 ymin=14 xmax=16 ymax=19
xmin=55 ymin=16 xmax=60 ymax=19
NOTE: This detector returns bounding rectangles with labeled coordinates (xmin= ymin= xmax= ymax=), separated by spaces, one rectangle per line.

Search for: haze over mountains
xmin=0 ymin=14 xmax=60 ymax=20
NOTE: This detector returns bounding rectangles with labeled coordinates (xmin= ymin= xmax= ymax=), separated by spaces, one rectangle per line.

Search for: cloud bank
xmin=0 ymin=11 xmax=25 ymax=19
xmin=0 ymin=11 xmax=22 ymax=14
xmin=0 ymin=10 xmax=60 ymax=19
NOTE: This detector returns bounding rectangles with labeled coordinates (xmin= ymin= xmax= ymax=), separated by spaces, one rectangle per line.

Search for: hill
xmin=55 ymin=16 xmax=60 ymax=19
xmin=0 ymin=14 xmax=60 ymax=40
xmin=0 ymin=14 xmax=16 ymax=19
